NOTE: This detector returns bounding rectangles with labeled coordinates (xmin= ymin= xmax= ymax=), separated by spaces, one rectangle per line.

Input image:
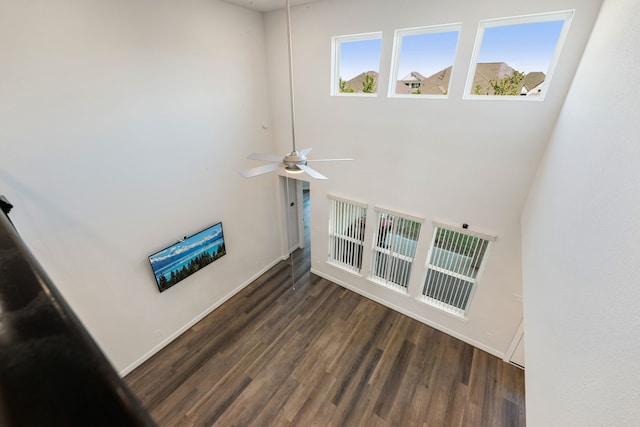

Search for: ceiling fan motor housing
xmin=284 ymin=151 xmax=308 ymax=172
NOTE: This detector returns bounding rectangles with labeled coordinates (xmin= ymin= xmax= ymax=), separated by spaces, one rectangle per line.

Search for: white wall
xmin=264 ymin=0 xmax=602 ymax=357
xmin=0 ymin=0 xmax=282 ymax=374
xmin=522 ymin=0 xmax=640 ymax=425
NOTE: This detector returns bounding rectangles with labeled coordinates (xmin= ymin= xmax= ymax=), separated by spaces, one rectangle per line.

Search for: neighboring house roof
xmin=522 ymin=72 xmax=545 ymax=90
xmin=399 ymin=71 xmax=426 ymax=83
xmin=394 ymin=63 xmax=518 ymax=96
xmin=344 ymin=71 xmax=379 ymax=93
xmin=419 ymin=66 xmax=453 ymax=95
xmin=342 ymin=63 xmax=546 ymax=96
xmin=396 ymin=68 xmax=452 ymax=95
xmin=521 ymin=71 xmax=546 ymax=95
xmin=396 ymin=81 xmax=413 ymax=94
xmin=397 ymin=63 xmax=546 ymax=96
xmin=469 ymin=62 xmax=516 ymax=95
xmin=396 ymin=71 xmax=426 ymax=94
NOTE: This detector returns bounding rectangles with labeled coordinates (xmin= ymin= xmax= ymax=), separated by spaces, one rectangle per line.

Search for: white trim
xmin=504 ymin=318 xmax=525 ymax=369
xmin=432 ymin=220 xmax=497 ymax=242
xmin=415 ymin=295 xmax=469 ymax=321
xmin=311 ymin=268 xmax=505 ymax=360
xmin=332 ymin=92 xmax=378 ymax=98
xmin=387 ymin=23 xmax=462 ymax=99
xmin=296 ymin=179 xmax=304 ymax=249
xmin=327 ymin=193 xmax=368 ymax=209
xmin=373 ymin=205 xmax=425 ymax=223
xmin=331 ymin=32 xmax=383 ymax=96
xmin=366 ymin=275 xmax=411 ymax=296
xmin=327 ymin=259 xmax=363 ymax=277
xmin=390 ymin=94 xmax=449 ymax=100
xmin=463 ymin=10 xmax=575 ymax=101
xmin=118 ymin=255 xmax=287 ymax=377
xmin=479 ymin=9 xmax=574 ymax=28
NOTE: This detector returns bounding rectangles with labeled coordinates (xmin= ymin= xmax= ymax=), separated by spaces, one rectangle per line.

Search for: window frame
xmin=368 ymin=207 xmax=423 ymax=294
xmin=330 ymin=32 xmax=383 ymax=97
xmin=418 ymin=222 xmax=495 ymax=318
xmin=463 ymin=10 xmax=574 ymax=101
xmin=387 ymin=23 xmax=462 ymax=99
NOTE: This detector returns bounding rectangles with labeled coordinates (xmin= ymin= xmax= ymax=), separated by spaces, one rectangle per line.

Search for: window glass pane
xmin=328 ymin=198 xmax=366 ymax=273
xmin=423 ymin=269 xmax=474 ymax=312
xmin=421 ymin=226 xmax=492 ymax=317
xmin=370 ymin=210 xmax=421 ymax=292
xmin=392 ymin=28 xmax=460 ymax=96
xmin=431 ymin=228 xmax=487 ymax=279
xmin=466 ymin=12 xmax=572 ymax=99
xmin=334 ymin=35 xmax=382 ymax=95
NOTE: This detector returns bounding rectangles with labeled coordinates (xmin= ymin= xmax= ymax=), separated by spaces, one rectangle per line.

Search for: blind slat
xmin=328 ymin=198 xmax=366 ymax=273
xmin=422 ymin=226 xmax=491 ymax=316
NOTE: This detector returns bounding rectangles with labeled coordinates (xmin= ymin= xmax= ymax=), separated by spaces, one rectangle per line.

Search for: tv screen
xmin=148 ymin=222 xmax=226 ymax=292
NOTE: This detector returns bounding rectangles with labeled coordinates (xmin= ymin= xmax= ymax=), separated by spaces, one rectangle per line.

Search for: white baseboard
xmin=119 ymin=256 xmax=286 ymax=377
xmin=310 ymin=268 xmax=505 ymax=360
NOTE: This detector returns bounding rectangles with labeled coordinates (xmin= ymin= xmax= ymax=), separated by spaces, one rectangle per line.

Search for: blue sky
xmin=396 ymin=31 xmax=460 ymax=79
xmin=339 ymin=38 xmax=382 ymax=80
xmin=338 ymin=19 xmax=565 ymax=81
xmin=477 ymin=20 xmax=565 ymax=73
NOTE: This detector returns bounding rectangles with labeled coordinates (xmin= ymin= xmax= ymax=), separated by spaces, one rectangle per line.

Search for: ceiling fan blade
xmin=307 ymin=158 xmax=354 ymax=162
xmin=248 ymin=153 xmax=284 ymax=163
xmin=298 ymin=164 xmax=327 ymax=180
xmin=299 ymin=147 xmax=312 ymax=156
xmin=240 ymin=163 xmax=281 ymax=178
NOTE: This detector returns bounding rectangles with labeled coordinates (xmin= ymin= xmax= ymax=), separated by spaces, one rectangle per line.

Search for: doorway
xmin=279 ymin=176 xmax=310 ymax=255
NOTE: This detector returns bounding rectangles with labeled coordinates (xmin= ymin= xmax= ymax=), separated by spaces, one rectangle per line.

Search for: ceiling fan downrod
xmin=285 ymin=0 xmax=297 ymax=153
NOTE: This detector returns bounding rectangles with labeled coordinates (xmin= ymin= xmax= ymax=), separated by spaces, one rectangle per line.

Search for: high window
xmin=420 ymin=224 xmax=494 ymax=317
xmin=369 ymin=209 xmax=422 ymax=293
xmin=464 ymin=10 xmax=574 ymax=100
xmin=388 ymin=24 xmax=461 ymax=98
xmin=328 ymin=196 xmax=367 ymax=274
xmin=331 ymin=32 xmax=382 ymax=96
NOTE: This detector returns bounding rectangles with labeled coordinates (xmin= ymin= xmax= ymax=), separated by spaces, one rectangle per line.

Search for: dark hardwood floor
xmin=125 ymin=190 xmax=525 ymax=426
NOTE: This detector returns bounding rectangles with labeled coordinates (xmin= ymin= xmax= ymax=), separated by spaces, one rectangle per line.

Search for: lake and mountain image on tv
xmin=149 ymin=222 xmax=226 ymax=292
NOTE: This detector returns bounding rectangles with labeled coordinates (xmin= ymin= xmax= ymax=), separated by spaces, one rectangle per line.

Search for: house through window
xmin=331 ymin=32 xmax=382 ymax=96
xmin=388 ymin=24 xmax=461 ymax=98
xmin=464 ymin=10 xmax=574 ymax=99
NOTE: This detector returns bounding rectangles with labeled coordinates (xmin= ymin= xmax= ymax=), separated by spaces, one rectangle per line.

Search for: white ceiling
xmin=221 ymin=0 xmax=320 ymax=12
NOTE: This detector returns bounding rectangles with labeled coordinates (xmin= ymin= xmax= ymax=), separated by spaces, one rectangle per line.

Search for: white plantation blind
xmin=328 ymin=197 xmax=367 ymax=273
xmin=421 ymin=225 xmax=494 ymax=317
xmin=370 ymin=209 xmax=421 ymax=292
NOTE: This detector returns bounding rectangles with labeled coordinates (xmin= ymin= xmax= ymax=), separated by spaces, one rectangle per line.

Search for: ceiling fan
xmin=240 ymin=0 xmax=352 ymax=181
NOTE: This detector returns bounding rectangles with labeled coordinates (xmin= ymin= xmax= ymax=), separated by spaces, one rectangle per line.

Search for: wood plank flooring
xmin=126 ymin=192 xmax=525 ymax=426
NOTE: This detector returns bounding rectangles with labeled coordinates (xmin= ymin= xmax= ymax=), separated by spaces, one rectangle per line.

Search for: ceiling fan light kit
xmin=240 ymin=0 xmax=351 ymax=180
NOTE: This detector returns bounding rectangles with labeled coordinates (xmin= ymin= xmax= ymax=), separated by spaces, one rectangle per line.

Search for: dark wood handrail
xmin=0 ymin=204 xmax=156 ymax=426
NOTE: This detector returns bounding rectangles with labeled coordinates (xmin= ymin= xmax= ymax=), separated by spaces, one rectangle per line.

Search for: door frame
xmin=505 ymin=318 xmax=525 ymax=369
xmin=280 ymin=176 xmax=305 ymax=254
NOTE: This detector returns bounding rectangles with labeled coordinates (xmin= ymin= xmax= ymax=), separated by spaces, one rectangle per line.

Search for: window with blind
xmin=328 ymin=197 xmax=367 ymax=274
xmin=369 ymin=210 xmax=422 ymax=293
xmin=420 ymin=224 xmax=494 ymax=317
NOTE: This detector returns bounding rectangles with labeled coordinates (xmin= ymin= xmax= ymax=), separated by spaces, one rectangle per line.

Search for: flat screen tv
xmin=148 ymin=222 xmax=226 ymax=292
